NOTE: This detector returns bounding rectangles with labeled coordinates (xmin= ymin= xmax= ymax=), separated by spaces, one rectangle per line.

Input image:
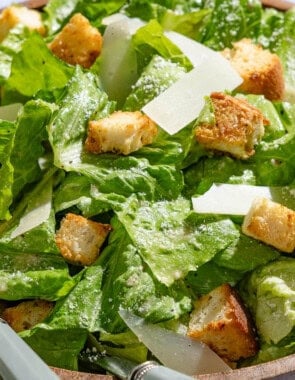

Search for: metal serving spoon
xmin=0 ymin=318 xmax=59 ymax=380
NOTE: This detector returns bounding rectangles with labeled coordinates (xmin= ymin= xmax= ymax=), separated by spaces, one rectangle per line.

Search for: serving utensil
xmin=0 ymin=317 xmax=59 ymax=380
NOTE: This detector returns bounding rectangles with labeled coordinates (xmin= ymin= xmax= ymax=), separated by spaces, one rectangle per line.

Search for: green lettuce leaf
xmin=116 ymin=196 xmax=239 ymax=286
xmin=0 ymin=25 xmax=31 ymax=86
xmin=21 ymin=326 xmax=87 ymax=370
xmin=200 ymin=0 xmax=262 ymax=49
xmin=132 ymin=20 xmax=192 ymax=74
xmin=0 ymin=100 xmax=57 ymax=219
xmin=0 ymin=251 xmax=75 ymax=301
xmin=11 ymin=100 xmax=57 ymax=198
xmin=258 ymin=8 xmax=295 ymax=103
xmin=48 ymin=66 xmax=183 ymax=202
xmin=185 ymin=261 xmax=243 ymax=296
xmin=240 ymin=258 xmax=295 ymax=344
xmin=44 ymin=0 xmax=125 ymax=34
xmin=5 ymin=33 xmax=73 ymax=99
xmin=98 ymin=214 xmax=192 ymax=333
xmin=0 ymin=169 xmax=59 ymax=254
xmin=214 ymin=232 xmax=280 ymax=272
xmin=124 ymin=55 xmax=186 ymax=111
xmin=0 ymin=120 xmax=16 ymax=220
xmin=47 ymin=265 xmax=103 ymax=331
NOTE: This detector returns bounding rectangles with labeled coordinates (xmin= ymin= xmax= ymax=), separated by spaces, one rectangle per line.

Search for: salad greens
xmin=0 ymin=0 xmax=295 ymax=375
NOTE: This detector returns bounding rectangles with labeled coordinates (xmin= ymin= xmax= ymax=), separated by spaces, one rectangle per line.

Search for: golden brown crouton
xmin=187 ymin=283 xmax=258 ymax=363
xmin=85 ymin=111 xmax=158 ymax=155
xmin=49 ymin=13 xmax=102 ymax=69
xmin=55 ymin=213 xmax=111 ymax=266
xmin=0 ymin=5 xmax=45 ymax=42
xmin=221 ymin=39 xmax=284 ymax=101
xmin=195 ymin=92 xmax=268 ymax=159
xmin=2 ymin=300 xmax=54 ymax=332
xmin=242 ymin=197 xmax=295 ymax=253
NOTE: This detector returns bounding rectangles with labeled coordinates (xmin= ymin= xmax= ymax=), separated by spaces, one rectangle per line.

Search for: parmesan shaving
xmin=192 ymin=184 xmax=273 ymax=215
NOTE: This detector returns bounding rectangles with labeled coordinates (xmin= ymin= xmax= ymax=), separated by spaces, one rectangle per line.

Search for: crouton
xmin=242 ymin=197 xmax=295 ymax=253
xmin=55 ymin=213 xmax=111 ymax=266
xmin=187 ymin=283 xmax=258 ymax=363
xmin=195 ymin=92 xmax=268 ymax=159
xmin=0 ymin=5 xmax=45 ymax=42
xmin=49 ymin=13 xmax=102 ymax=69
xmin=85 ymin=111 xmax=158 ymax=155
xmin=221 ymin=38 xmax=284 ymax=101
xmin=2 ymin=300 xmax=53 ymax=332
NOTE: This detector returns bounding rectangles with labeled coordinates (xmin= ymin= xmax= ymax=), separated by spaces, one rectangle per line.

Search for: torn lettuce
xmin=0 ymin=251 xmax=75 ymax=301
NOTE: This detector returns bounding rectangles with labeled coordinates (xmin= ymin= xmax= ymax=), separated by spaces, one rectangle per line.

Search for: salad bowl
xmin=0 ymin=0 xmax=295 ymax=379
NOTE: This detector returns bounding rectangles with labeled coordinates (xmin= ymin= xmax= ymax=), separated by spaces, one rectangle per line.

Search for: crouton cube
xmin=49 ymin=13 xmax=102 ymax=69
xmin=195 ymin=92 xmax=268 ymax=159
xmin=0 ymin=5 xmax=45 ymax=42
xmin=55 ymin=213 xmax=111 ymax=266
xmin=221 ymin=38 xmax=284 ymax=101
xmin=242 ymin=197 xmax=295 ymax=253
xmin=85 ymin=111 xmax=158 ymax=155
xmin=187 ymin=283 xmax=258 ymax=363
xmin=2 ymin=300 xmax=54 ymax=332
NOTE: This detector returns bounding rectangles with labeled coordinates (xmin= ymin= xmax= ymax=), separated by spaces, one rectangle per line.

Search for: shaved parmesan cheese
xmin=0 ymin=103 xmax=22 ymax=121
xmin=142 ymin=31 xmax=242 ymax=134
xmin=165 ymin=31 xmax=219 ymax=68
xmin=101 ymin=13 xmax=128 ymax=26
xmin=99 ymin=18 xmax=143 ymax=106
xmin=192 ymin=184 xmax=295 ymax=215
xmin=142 ymin=58 xmax=242 ymax=135
xmin=10 ymin=184 xmax=52 ymax=239
xmin=192 ymin=184 xmax=272 ymax=215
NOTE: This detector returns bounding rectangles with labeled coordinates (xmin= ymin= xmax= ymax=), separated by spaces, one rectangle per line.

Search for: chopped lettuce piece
xmin=4 ymin=33 xmax=74 ymax=100
xmin=0 ymin=251 xmax=75 ymax=301
xmin=98 ymin=214 xmax=192 ymax=333
xmin=0 ymin=170 xmax=59 ymax=254
xmin=116 ymin=196 xmax=239 ymax=286
xmin=240 ymin=258 xmax=295 ymax=344
xmin=124 ymin=55 xmax=186 ymax=111
xmin=0 ymin=120 xmax=16 ymax=220
xmin=21 ymin=326 xmax=87 ymax=370
xmin=132 ymin=20 xmax=193 ymax=74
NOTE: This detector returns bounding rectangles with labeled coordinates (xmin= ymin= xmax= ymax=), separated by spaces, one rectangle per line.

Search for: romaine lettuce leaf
xmin=124 ymin=55 xmax=186 ymax=111
xmin=0 ymin=100 xmax=57 ymax=219
xmin=98 ymin=214 xmax=192 ymax=333
xmin=44 ymin=0 xmax=125 ymax=34
xmin=48 ymin=66 xmax=183 ymax=202
xmin=0 ymin=120 xmax=16 ymax=220
xmin=53 ymin=172 xmax=126 ymax=216
xmin=21 ymin=326 xmax=88 ymax=370
xmin=4 ymin=33 xmax=73 ymax=100
xmin=0 ymin=169 xmax=59 ymax=254
xmin=0 ymin=25 xmax=31 ymax=86
xmin=132 ymin=20 xmax=193 ymax=74
xmin=214 ymin=232 xmax=280 ymax=271
xmin=47 ymin=265 xmax=103 ymax=331
xmin=97 ymin=331 xmax=148 ymax=363
xmin=200 ymin=0 xmax=262 ymax=50
xmin=11 ymin=100 xmax=57 ymax=199
xmin=116 ymin=196 xmax=239 ymax=286
xmin=185 ymin=261 xmax=243 ymax=296
xmin=240 ymin=258 xmax=295 ymax=344
xmin=0 ymin=251 xmax=75 ymax=301
xmin=258 ymin=8 xmax=295 ymax=103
